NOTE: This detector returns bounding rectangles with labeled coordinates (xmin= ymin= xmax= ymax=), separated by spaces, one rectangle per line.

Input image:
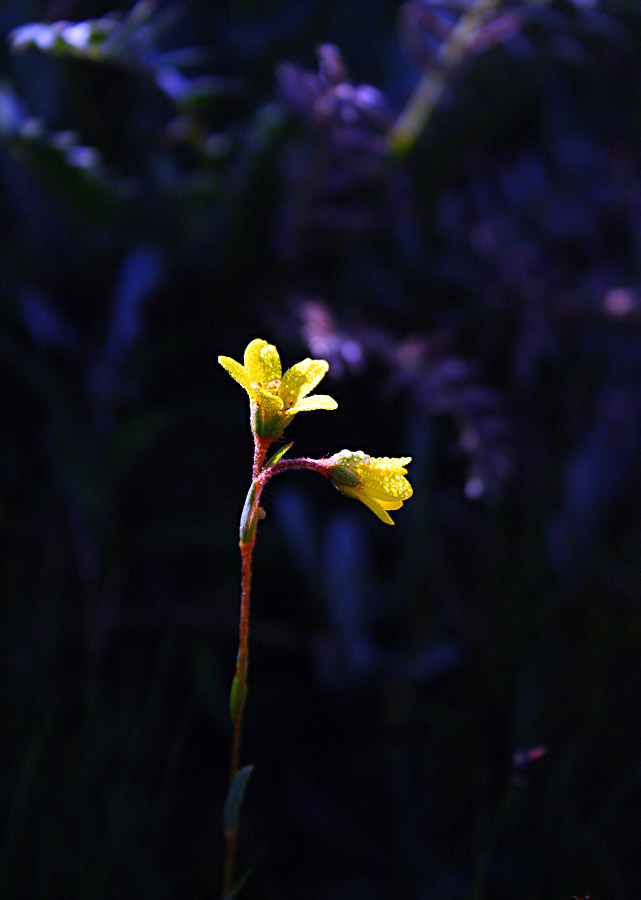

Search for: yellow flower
xmin=328 ymin=450 xmax=413 ymax=525
xmin=219 ymin=338 xmax=337 ymax=437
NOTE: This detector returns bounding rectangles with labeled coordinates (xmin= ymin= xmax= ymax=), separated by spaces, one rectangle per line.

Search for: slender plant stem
xmin=263 ymin=456 xmax=330 ymax=480
xmin=222 ymin=538 xmax=255 ymax=898
xmin=222 ymin=435 xmax=269 ymax=898
xmin=252 ymin=436 xmax=271 ymax=480
xmin=222 ymin=442 xmax=330 ymax=898
xmin=228 ymin=541 xmax=254 ymax=783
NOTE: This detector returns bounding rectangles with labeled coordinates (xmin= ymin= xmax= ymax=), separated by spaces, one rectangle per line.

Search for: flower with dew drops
xmin=218 ymin=338 xmax=337 ymax=437
xmin=328 ymin=450 xmax=413 ymax=525
xmin=219 ymin=338 xmax=414 ymax=894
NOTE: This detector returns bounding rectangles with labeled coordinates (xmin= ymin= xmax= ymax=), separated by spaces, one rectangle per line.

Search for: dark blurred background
xmin=2 ymin=1 xmax=641 ymax=898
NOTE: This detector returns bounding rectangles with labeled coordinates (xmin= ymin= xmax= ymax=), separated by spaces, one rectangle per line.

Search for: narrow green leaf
xmin=229 ymin=672 xmax=246 ymax=720
xmin=265 ymin=441 xmax=293 ymax=468
xmin=224 ymin=765 xmax=254 ymax=838
xmin=239 ymin=481 xmax=257 ymax=545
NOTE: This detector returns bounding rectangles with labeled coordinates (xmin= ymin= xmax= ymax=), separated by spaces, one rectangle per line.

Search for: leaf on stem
xmin=229 ymin=671 xmax=246 ymax=720
xmin=239 ymin=482 xmax=258 ymax=545
xmin=224 ymin=765 xmax=254 ymax=839
xmin=265 ymin=441 xmax=294 ymax=467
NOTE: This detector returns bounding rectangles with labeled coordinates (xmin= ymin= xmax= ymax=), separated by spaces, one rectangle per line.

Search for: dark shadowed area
xmin=2 ymin=1 xmax=641 ymax=898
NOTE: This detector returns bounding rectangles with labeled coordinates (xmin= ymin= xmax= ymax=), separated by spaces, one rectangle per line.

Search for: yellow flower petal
xmin=357 ymin=457 xmax=413 ymax=503
xmin=292 ymin=394 xmax=338 ymax=413
xmin=251 ymin=385 xmax=284 ymax=417
xmin=346 ymin=487 xmax=395 ymax=525
xmin=365 ymin=501 xmax=395 ymax=525
xmin=280 ymin=359 xmax=330 ymax=408
xmin=249 ymin=385 xmax=285 ymax=437
xmin=218 ymin=355 xmax=251 ymax=391
xmin=379 ymin=499 xmax=404 ymax=511
xmin=244 ymin=339 xmax=282 ymax=385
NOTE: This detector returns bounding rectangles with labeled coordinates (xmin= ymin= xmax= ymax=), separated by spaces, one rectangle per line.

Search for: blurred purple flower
xmin=275 ymin=44 xmax=406 ymax=255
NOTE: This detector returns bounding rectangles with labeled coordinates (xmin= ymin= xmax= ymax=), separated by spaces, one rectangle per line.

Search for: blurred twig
xmin=388 ymin=0 xmax=501 ymax=155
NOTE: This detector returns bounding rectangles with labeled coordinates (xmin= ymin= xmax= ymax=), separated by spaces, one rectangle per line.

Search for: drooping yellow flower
xmin=328 ymin=450 xmax=413 ymax=525
xmin=219 ymin=338 xmax=337 ymax=437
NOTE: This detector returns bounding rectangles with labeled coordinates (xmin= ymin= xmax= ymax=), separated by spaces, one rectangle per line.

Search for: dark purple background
xmin=1 ymin=2 xmax=640 ymax=898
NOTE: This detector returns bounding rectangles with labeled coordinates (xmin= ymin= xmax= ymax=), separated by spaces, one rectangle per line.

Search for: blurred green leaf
xmin=0 ymin=82 xmax=125 ymax=218
xmin=223 ymin=765 xmax=253 ymax=839
xmin=8 ymin=1 xmax=158 ymax=67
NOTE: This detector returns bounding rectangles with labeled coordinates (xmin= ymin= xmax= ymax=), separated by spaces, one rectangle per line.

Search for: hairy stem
xmin=222 ymin=436 xmax=270 ymax=898
xmin=222 ymin=444 xmax=330 ymax=898
xmin=222 ymin=539 xmax=255 ymax=898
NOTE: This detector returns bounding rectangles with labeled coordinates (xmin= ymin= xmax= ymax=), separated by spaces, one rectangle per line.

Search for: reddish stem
xmin=229 ymin=543 xmax=253 ymax=772
xmin=261 ymin=456 xmax=331 ymax=481
xmin=222 ymin=537 xmax=255 ymax=898
xmin=222 ymin=442 xmax=330 ymax=898
xmin=252 ymin=435 xmax=272 ymax=479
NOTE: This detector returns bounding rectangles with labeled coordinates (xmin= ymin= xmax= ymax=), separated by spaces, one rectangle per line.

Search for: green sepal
xmin=239 ymin=482 xmax=258 ymax=546
xmin=224 ymin=765 xmax=254 ymax=839
xmin=331 ymin=465 xmax=361 ymax=488
xmin=229 ymin=671 xmax=246 ymax=720
xmin=265 ymin=441 xmax=294 ymax=467
xmin=250 ymin=402 xmax=284 ymax=438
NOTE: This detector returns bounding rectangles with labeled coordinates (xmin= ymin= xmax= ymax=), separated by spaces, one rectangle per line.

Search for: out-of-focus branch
xmin=388 ymin=0 xmax=501 ymax=155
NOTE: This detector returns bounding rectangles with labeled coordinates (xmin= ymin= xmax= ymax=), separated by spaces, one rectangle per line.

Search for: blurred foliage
xmin=2 ymin=1 xmax=641 ymax=898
